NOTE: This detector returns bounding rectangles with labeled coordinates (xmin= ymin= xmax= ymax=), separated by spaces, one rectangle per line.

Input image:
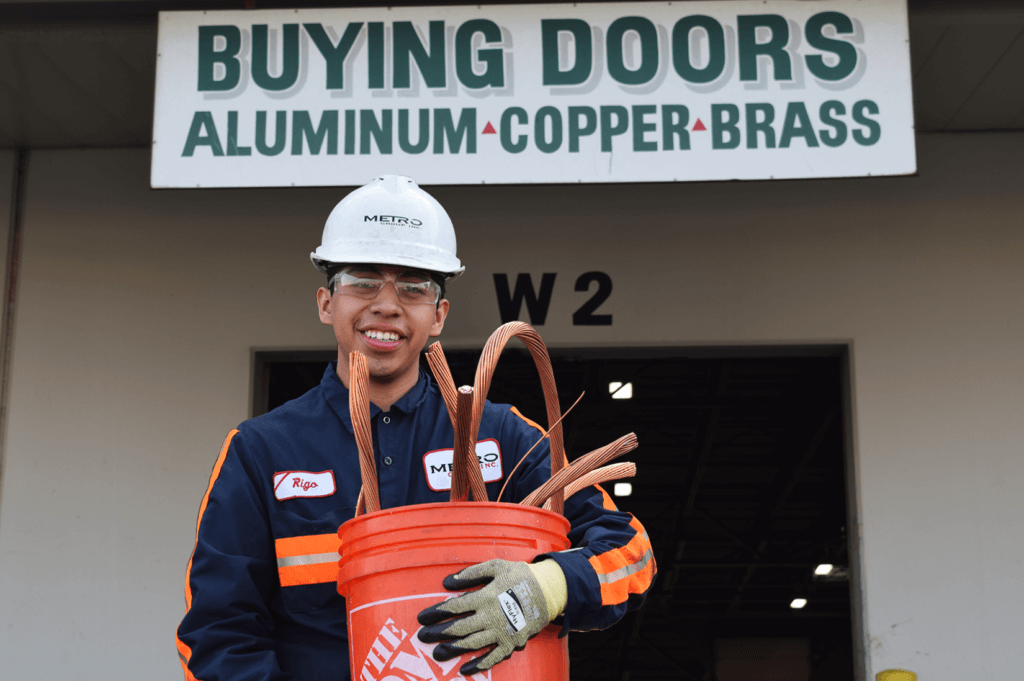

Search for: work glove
xmin=416 ymin=559 xmax=567 ymax=676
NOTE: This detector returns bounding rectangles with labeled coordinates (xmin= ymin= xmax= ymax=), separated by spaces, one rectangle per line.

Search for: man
xmin=176 ymin=175 xmax=655 ymax=680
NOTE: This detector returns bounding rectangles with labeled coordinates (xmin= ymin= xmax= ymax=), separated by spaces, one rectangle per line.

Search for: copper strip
xmin=470 ymin=322 xmax=567 ymax=514
xmin=450 ymin=386 xmax=471 ymax=501
xmin=349 ymin=351 xmax=380 ymax=514
xmin=520 ymin=433 xmax=638 ymax=508
xmin=560 ymin=462 xmax=637 ymax=503
xmin=425 ymin=342 xmax=458 ymax=429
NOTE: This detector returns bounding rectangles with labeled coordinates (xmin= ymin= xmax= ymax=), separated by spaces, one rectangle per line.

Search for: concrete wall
xmin=0 ymin=150 xmax=14 ymax=349
xmin=0 ymin=133 xmax=1021 ymax=680
xmin=0 ymin=150 xmax=15 ymax=517
xmin=0 ymin=150 xmax=13 ymax=345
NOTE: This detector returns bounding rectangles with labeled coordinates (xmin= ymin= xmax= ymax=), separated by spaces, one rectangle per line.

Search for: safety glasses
xmin=330 ymin=266 xmax=442 ymax=305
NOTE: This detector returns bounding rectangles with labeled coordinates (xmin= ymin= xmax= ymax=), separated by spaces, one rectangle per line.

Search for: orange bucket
xmin=337 ymin=501 xmax=571 ymax=681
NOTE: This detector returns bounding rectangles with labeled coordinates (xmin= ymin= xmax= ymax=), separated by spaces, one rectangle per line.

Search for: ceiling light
xmin=613 ymin=482 xmax=632 ymax=497
xmin=609 ymin=382 xmax=633 ymax=399
xmin=790 ymin=598 xmax=807 ymax=609
xmin=814 ymin=563 xmax=833 ymax=576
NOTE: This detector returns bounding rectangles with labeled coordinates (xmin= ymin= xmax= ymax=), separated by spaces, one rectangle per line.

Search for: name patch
xmin=423 ymin=439 xmax=503 ymax=492
xmin=273 ymin=470 xmax=336 ymax=500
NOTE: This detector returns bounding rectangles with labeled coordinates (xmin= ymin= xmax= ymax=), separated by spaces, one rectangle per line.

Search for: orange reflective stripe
xmin=275 ymin=533 xmax=341 ymax=587
xmin=178 ymin=657 xmax=197 ymax=681
xmin=276 ymin=533 xmax=339 ymax=558
xmin=510 ymin=406 xmax=545 ymax=435
xmin=178 ymin=431 xmax=236 ymax=681
xmin=510 ymin=407 xmax=569 ymax=467
xmin=589 ymin=517 xmax=650 ymax=574
xmin=597 ymin=552 xmax=656 ymax=606
xmin=596 ymin=484 xmax=618 ymax=512
xmin=184 ymin=429 xmax=238 ymax=613
xmin=176 ymin=635 xmax=199 ymax=681
xmin=587 ymin=516 xmax=656 ymax=606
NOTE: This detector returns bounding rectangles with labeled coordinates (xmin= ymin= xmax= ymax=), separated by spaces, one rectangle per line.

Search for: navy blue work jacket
xmin=177 ymin=364 xmax=655 ymax=681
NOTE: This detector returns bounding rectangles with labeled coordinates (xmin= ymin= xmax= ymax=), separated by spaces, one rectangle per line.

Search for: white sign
xmin=152 ymin=1 xmax=915 ymax=188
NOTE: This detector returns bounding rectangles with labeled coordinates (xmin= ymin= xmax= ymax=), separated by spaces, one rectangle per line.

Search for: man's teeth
xmin=364 ymin=330 xmax=400 ymax=342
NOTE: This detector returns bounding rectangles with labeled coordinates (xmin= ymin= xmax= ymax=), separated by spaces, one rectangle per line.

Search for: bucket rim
xmin=338 ymin=500 xmax=571 ymax=537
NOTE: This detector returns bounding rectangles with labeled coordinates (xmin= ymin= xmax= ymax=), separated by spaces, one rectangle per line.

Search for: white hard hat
xmin=311 ymin=175 xmax=464 ymax=280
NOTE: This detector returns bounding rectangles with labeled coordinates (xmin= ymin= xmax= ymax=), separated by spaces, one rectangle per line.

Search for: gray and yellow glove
xmin=416 ymin=559 xmax=567 ymax=676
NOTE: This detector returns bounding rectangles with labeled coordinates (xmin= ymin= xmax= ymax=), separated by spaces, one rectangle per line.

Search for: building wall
xmin=0 ymin=133 xmax=1021 ymax=680
xmin=0 ymin=150 xmax=15 ymax=516
xmin=0 ymin=150 xmax=14 ymax=338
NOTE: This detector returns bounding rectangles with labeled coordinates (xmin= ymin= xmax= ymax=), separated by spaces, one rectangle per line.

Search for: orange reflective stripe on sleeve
xmin=184 ymin=429 xmax=239 ymax=613
xmin=587 ymin=516 xmax=656 ymax=606
xmin=180 ymin=431 xmax=237 ymax=680
xmin=176 ymin=636 xmax=198 ymax=681
xmin=510 ymin=406 xmax=569 ymax=467
xmin=275 ymin=533 xmax=341 ymax=587
xmin=510 ymin=406 xmax=545 ymax=435
xmin=596 ymin=484 xmax=619 ymax=512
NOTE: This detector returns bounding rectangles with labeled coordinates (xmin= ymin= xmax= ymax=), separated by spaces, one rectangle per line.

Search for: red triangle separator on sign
xmin=692 ymin=119 xmax=706 ymax=132
xmin=481 ymin=122 xmax=497 ymax=134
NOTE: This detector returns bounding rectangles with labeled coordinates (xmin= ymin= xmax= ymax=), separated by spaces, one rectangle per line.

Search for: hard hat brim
xmin=310 ymin=252 xmax=464 ymax=281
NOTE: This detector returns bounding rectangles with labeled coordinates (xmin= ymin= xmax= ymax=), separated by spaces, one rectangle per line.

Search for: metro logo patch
xmin=273 ymin=470 xmax=336 ymax=500
xmin=423 ymin=439 xmax=503 ymax=492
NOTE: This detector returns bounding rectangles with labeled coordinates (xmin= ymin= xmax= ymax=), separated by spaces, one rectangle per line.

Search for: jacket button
xmin=383 ymin=456 xmax=393 ymax=466
xmin=382 ymin=416 xmax=391 ymax=424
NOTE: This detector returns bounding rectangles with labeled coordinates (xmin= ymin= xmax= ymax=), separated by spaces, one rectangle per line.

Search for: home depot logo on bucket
xmin=340 ymin=504 xmax=570 ymax=681
xmin=356 ymin=615 xmax=490 ymax=681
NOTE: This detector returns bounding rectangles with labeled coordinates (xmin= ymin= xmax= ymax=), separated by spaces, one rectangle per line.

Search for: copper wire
xmin=425 ymin=342 xmax=458 ymax=429
xmin=449 ymin=386 xmax=487 ymax=502
xmin=469 ymin=322 xmax=567 ymax=515
xmin=520 ymin=433 xmax=638 ymax=508
xmin=496 ymin=391 xmax=585 ymax=504
xmin=349 ymin=351 xmax=381 ymax=514
xmin=553 ymin=462 xmax=637 ymax=507
xmin=450 ymin=386 xmax=470 ymax=501
xmin=421 ymin=326 xmax=639 ymax=515
xmin=427 ymin=343 xmax=489 ymax=502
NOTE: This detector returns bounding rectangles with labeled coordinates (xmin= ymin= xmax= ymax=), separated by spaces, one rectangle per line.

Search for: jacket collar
xmin=321 ymin=361 xmax=431 ymax=433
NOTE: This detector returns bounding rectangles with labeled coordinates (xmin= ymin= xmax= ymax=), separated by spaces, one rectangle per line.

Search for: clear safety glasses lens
xmin=331 ymin=269 xmax=441 ymax=305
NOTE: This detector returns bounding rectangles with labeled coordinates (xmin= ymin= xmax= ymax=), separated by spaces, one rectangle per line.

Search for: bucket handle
xmin=468 ymin=322 xmax=568 ymax=515
xmin=349 ymin=351 xmax=381 ymax=515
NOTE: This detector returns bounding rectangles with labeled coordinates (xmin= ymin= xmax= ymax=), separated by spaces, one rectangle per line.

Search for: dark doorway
xmin=253 ymin=346 xmax=856 ymax=681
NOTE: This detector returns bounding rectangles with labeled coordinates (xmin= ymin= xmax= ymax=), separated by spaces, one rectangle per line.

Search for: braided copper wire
xmin=425 ymin=342 xmax=458 ymax=429
xmin=461 ymin=388 xmax=489 ymax=502
xmin=450 ymin=387 xmax=470 ymax=501
xmin=470 ymin=322 xmax=567 ymax=514
xmin=496 ymin=391 xmax=585 ymax=504
xmin=349 ymin=351 xmax=380 ymax=514
xmin=450 ymin=387 xmax=485 ymax=501
xmin=427 ymin=344 xmax=489 ymax=502
xmin=549 ymin=463 xmax=637 ymax=508
xmin=520 ymin=433 xmax=638 ymax=508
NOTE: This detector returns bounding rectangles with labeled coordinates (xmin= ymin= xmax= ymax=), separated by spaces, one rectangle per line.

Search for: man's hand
xmin=416 ymin=559 xmax=565 ymax=676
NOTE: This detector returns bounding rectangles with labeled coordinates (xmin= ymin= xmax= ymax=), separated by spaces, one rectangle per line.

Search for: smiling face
xmin=317 ymin=264 xmax=449 ymax=395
